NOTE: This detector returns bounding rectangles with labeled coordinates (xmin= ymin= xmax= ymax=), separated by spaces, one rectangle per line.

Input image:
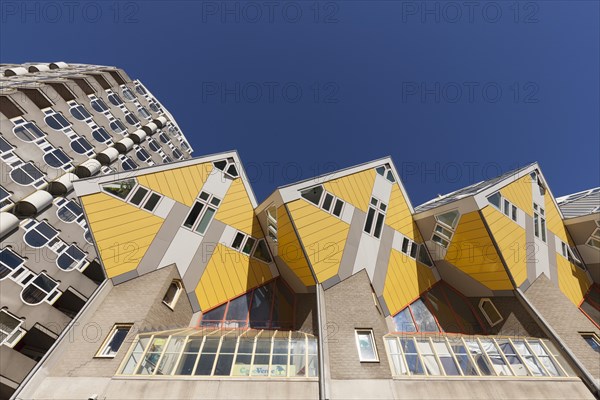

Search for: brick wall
xmin=323 ymin=270 xmax=391 ymax=380
xmin=524 ymin=274 xmax=600 ymax=379
xmin=48 ymin=265 xmax=193 ymax=378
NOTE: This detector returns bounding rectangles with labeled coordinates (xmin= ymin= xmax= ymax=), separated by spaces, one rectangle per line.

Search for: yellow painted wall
xmin=545 ymin=194 xmax=569 ymax=243
xmin=195 ymin=244 xmax=273 ymax=310
xmin=323 ymin=168 xmax=376 ymax=213
xmin=277 ymin=206 xmax=315 ymax=286
xmin=500 ymin=174 xmax=533 ymax=216
xmin=215 ymin=178 xmax=263 ymax=238
xmin=136 ymin=162 xmax=213 ymax=206
xmin=287 ymin=199 xmax=350 ymax=283
xmin=386 ymin=184 xmax=422 ymax=242
xmin=383 ymin=249 xmax=437 ymax=316
xmin=81 ymin=192 xmax=164 ymax=278
xmin=445 ymin=210 xmax=513 ymax=290
xmin=482 ymin=206 xmax=527 ymax=287
xmin=556 ymin=254 xmax=592 ymax=305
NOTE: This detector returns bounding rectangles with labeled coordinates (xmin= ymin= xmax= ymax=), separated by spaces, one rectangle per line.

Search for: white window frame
xmin=364 ymin=197 xmax=386 ymax=239
xmin=0 ymin=309 xmax=26 ymax=348
xmin=431 ymin=210 xmax=460 ymax=248
xmin=479 ymin=298 xmax=503 ymax=327
xmin=162 ymin=280 xmax=183 ymax=310
xmin=266 ymin=205 xmax=278 ymax=242
xmin=586 ymin=227 xmax=600 ymax=250
xmin=355 ymin=329 xmax=379 ymax=362
xmin=96 ymin=324 xmax=133 ymax=358
xmin=375 ymin=164 xmax=396 ymax=183
xmin=20 ymin=272 xmax=61 ymax=306
xmin=533 ymin=203 xmax=547 ymax=242
xmin=182 ymin=191 xmax=221 ymax=236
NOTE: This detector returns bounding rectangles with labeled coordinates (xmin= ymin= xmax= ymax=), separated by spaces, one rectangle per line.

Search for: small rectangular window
xmin=143 ymin=193 xmax=162 ymax=212
xmin=242 ymin=237 xmax=256 ymax=255
xmin=332 ymin=199 xmax=344 ymax=217
xmin=401 ymin=238 xmax=409 ymax=254
xmin=232 ymin=232 xmax=245 ymax=250
xmin=130 ymin=187 xmax=149 ymax=206
xmin=322 ymin=193 xmax=334 ymax=212
xmin=355 ymin=329 xmax=379 ymax=362
xmin=511 ymin=205 xmax=517 ymax=221
xmin=97 ymin=324 xmax=132 ymax=358
xmin=183 ymin=202 xmax=204 ymax=229
xmin=581 ymin=334 xmax=600 ymax=354
xmin=195 ymin=207 xmax=216 ymax=235
xmin=503 ymin=200 xmax=510 ymax=216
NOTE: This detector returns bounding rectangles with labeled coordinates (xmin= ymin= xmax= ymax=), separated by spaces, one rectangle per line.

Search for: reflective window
xmin=183 ymin=192 xmax=221 ymax=235
xmin=97 ymin=324 xmax=132 ymax=357
xmin=13 ymin=121 xmax=45 ymax=142
xmin=24 ymin=221 xmax=59 ymax=248
xmin=121 ymin=330 xmax=317 ymax=378
xmin=70 ymin=136 xmax=94 ymax=154
xmin=375 ymin=164 xmax=396 ymax=183
xmin=44 ymin=112 xmax=71 ymax=130
xmin=125 ymin=113 xmax=140 ymax=126
xmin=69 ymin=105 xmax=92 ymax=121
xmin=108 ymin=93 xmax=124 ymax=106
xmin=148 ymin=138 xmax=160 ymax=152
xmin=122 ymin=88 xmax=136 ymax=101
xmin=355 ymin=330 xmax=378 ymax=362
xmin=138 ymin=106 xmax=151 ymax=120
xmin=159 ymin=132 xmax=169 ymax=144
xmin=44 ymin=148 xmax=71 ymax=168
xmin=57 ymin=199 xmax=83 ymax=222
xmin=57 ymin=244 xmax=86 ymax=270
xmin=0 ymin=247 xmax=25 ymax=280
xmin=109 ymin=119 xmax=127 ymax=134
xmin=136 ymin=147 xmax=151 ymax=162
xmin=121 ymin=157 xmax=138 ymax=171
xmin=301 ymin=186 xmax=323 ymax=206
xmin=11 ymin=162 xmax=45 ymax=186
xmin=135 ymin=84 xmax=147 ymax=95
xmin=102 ymin=179 xmax=136 ymax=199
xmin=386 ymin=336 xmax=570 ymax=377
xmin=90 ymin=98 xmax=109 ymax=113
xmin=92 ymin=127 xmax=112 ymax=143
xmin=173 ymin=148 xmax=183 ymax=160
xmin=200 ymin=279 xmax=294 ymax=329
xmin=22 ymin=273 xmax=58 ymax=305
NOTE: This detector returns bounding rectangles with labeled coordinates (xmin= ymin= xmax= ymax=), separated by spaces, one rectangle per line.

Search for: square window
xmin=582 ymin=334 xmax=600 ymax=354
xmin=355 ymin=329 xmax=379 ymax=362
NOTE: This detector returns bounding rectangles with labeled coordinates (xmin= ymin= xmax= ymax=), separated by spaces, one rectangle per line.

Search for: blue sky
xmin=2 ymin=1 xmax=598 ymax=205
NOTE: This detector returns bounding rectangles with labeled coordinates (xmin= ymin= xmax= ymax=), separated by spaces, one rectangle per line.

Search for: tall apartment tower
xmin=0 ymin=62 xmax=192 ymax=398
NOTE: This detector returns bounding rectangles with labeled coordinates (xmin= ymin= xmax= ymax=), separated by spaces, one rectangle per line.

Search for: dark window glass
xmin=108 ymin=93 xmax=123 ymax=106
xmin=91 ymin=99 xmax=108 ymax=113
xmin=213 ymin=160 xmax=227 ymax=171
xmin=33 ymin=274 xmax=57 ymax=292
xmin=173 ymin=148 xmax=183 ymax=159
xmin=136 ymin=148 xmax=151 ymax=162
xmin=231 ymin=233 xmax=245 ymax=250
xmin=253 ymin=240 xmax=272 ymax=263
xmin=410 ymin=242 xmax=418 ymax=258
xmin=148 ymin=139 xmax=160 ymax=152
xmin=488 ymin=192 xmax=501 ymax=208
xmin=410 ymin=299 xmax=439 ymax=332
xmin=424 ymin=286 xmax=459 ymax=332
xmin=13 ymin=122 xmax=45 ymax=142
xmin=71 ymin=137 xmax=93 ymax=154
xmin=130 ymin=187 xmax=149 ymax=206
xmin=249 ymin=284 xmax=274 ymax=328
xmin=125 ymin=113 xmax=139 ymax=126
xmin=143 ymin=193 xmax=161 ymax=211
xmin=242 ymin=237 xmax=256 ymax=255
xmin=109 ymin=119 xmax=126 ymax=134
xmin=183 ymin=202 xmax=204 ymax=229
xmin=322 ymin=194 xmax=334 ymax=211
xmin=200 ymin=304 xmax=226 ymax=326
xmin=22 ymin=285 xmax=47 ymax=305
xmin=332 ymin=199 xmax=344 ymax=217
xmin=44 ymin=148 xmax=71 ymax=168
xmin=301 ymin=186 xmax=323 ymax=206
xmin=70 ymin=105 xmax=92 ymax=121
xmin=102 ymin=179 xmax=135 ymax=199
xmin=226 ymin=164 xmax=238 ymax=177
xmin=364 ymin=208 xmax=376 ymax=233
xmin=92 ymin=127 xmax=112 ymax=143
xmin=374 ymin=212 xmax=385 ymax=238
xmin=402 ymin=238 xmax=409 ymax=254
xmin=0 ymin=136 xmax=13 ymax=153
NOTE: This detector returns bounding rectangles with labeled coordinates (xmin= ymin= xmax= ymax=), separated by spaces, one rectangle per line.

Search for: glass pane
xmin=410 ymin=299 xmax=439 ymax=332
xmin=436 ymin=210 xmax=459 ymax=228
xmin=122 ymin=351 xmax=143 ymax=374
xmin=242 ymin=237 xmax=256 ymax=255
xmin=356 ymin=331 xmax=377 ymax=361
xmin=253 ymin=240 xmax=272 ymax=263
xmin=270 ymin=355 xmax=288 ymax=377
xmin=231 ymin=233 xmax=245 ymax=249
xmin=332 ymin=199 xmax=344 ymax=217
xmin=251 ymin=354 xmax=270 ymax=376
xmin=174 ymin=353 xmax=197 ymax=375
xmin=290 ymin=355 xmax=307 ymax=377
xmin=393 ymin=308 xmax=416 ymax=332
xmin=214 ymin=354 xmax=234 ymax=376
xmin=130 ymin=187 xmax=149 ymax=206
xmin=424 ymin=287 xmax=458 ymax=332
xmin=232 ymin=354 xmax=252 ymax=376
xmin=301 ymin=186 xmax=323 ymax=205
xmin=201 ymin=303 xmax=227 ymax=326
xmin=183 ymin=202 xmax=204 ymax=229
xmin=364 ymin=208 xmax=375 ymax=233
xmin=374 ymin=212 xmax=385 ymax=238
xmin=225 ymin=293 xmax=251 ymax=323
xmin=464 ymin=339 xmax=493 ymax=376
xmin=195 ymin=208 xmax=215 ymax=234
xmin=102 ymin=180 xmax=136 ymax=200
xmin=250 ymin=285 xmax=273 ymax=328
xmin=143 ymin=193 xmax=161 ymax=211
xmin=322 ymin=193 xmax=333 ymax=211
xmin=195 ymin=353 xmax=216 ymax=375
xmin=497 ymin=340 xmax=528 ymax=376
xmin=432 ymin=341 xmax=461 ymax=376
xmin=156 ymin=352 xmax=179 ymax=375
xmin=307 ymin=355 xmax=318 ymax=377
xmin=443 ymin=286 xmax=483 ymax=334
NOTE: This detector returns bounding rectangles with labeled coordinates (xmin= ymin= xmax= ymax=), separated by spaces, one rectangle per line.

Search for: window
xmin=56 ymin=199 xmax=83 ymax=223
xmin=582 ymin=334 xmax=600 ymax=354
xmin=200 ymin=279 xmax=294 ymax=329
xmin=148 ymin=137 xmax=161 ymax=152
xmin=0 ymin=309 xmax=25 ymax=347
xmin=479 ymin=298 xmax=503 ymax=327
xmin=10 ymin=162 xmax=45 ymax=186
xmin=143 ymin=193 xmax=162 ymax=212
xmin=120 ymin=330 xmax=317 ymax=378
xmin=122 ymin=87 xmax=136 ymax=101
xmin=364 ymin=197 xmax=387 ymax=239
xmin=13 ymin=121 xmax=45 ymax=142
xmin=44 ymin=148 xmax=72 ymax=169
xmin=121 ymin=156 xmax=138 ymax=171
xmin=159 ymin=132 xmax=169 ymax=144
xmin=90 ymin=98 xmax=109 ymax=113
xmin=0 ymin=186 xmax=12 ymax=209
xmin=135 ymin=84 xmax=147 ymax=95
xmin=102 ymin=179 xmax=136 ymax=200
xmin=173 ymin=148 xmax=183 ymax=160
xmin=56 ymin=244 xmax=86 ymax=271
xmin=431 ymin=210 xmax=459 ymax=248
xmin=229 ymin=232 xmax=273 ymax=263
xmin=182 ymin=192 xmax=221 ymax=235
xmin=24 ymin=221 xmax=59 ymax=248
xmin=213 ymin=158 xmax=239 ymax=178
xmin=136 ymin=147 xmax=151 ymax=162
xmin=375 ymin=164 xmax=396 ymax=183
xmin=163 ymin=280 xmax=183 ymax=309
xmin=0 ymin=136 xmax=13 ymax=154
xmin=417 ymin=244 xmax=433 ymax=267
xmin=138 ymin=106 xmax=151 ymax=120
xmin=561 ymin=241 xmax=584 ymax=269
xmin=125 ymin=112 xmax=140 ymax=126
xmin=69 ymin=104 xmax=92 ymax=121
xmin=587 ymin=227 xmax=600 ymax=250
xmin=109 ymin=119 xmax=127 ymax=134
xmin=70 ymin=136 xmax=94 ymax=155
xmin=97 ymin=324 xmax=132 ymax=358
xmin=44 ymin=112 xmax=71 ymax=131
xmin=355 ymin=330 xmax=379 ymax=362
xmin=21 ymin=273 xmax=59 ymax=305
xmin=301 ymin=186 xmax=323 ymax=206
xmin=385 ymin=336 xmax=570 ymax=377
xmin=92 ymin=127 xmax=112 ymax=143
xmin=533 ymin=203 xmax=546 ymax=242
xmin=0 ymin=248 xmax=25 ymax=280
xmin=108 ymin=93 xmax=124 ymax=106
xmin=266 ymin=206 xmax=278 ymax=242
